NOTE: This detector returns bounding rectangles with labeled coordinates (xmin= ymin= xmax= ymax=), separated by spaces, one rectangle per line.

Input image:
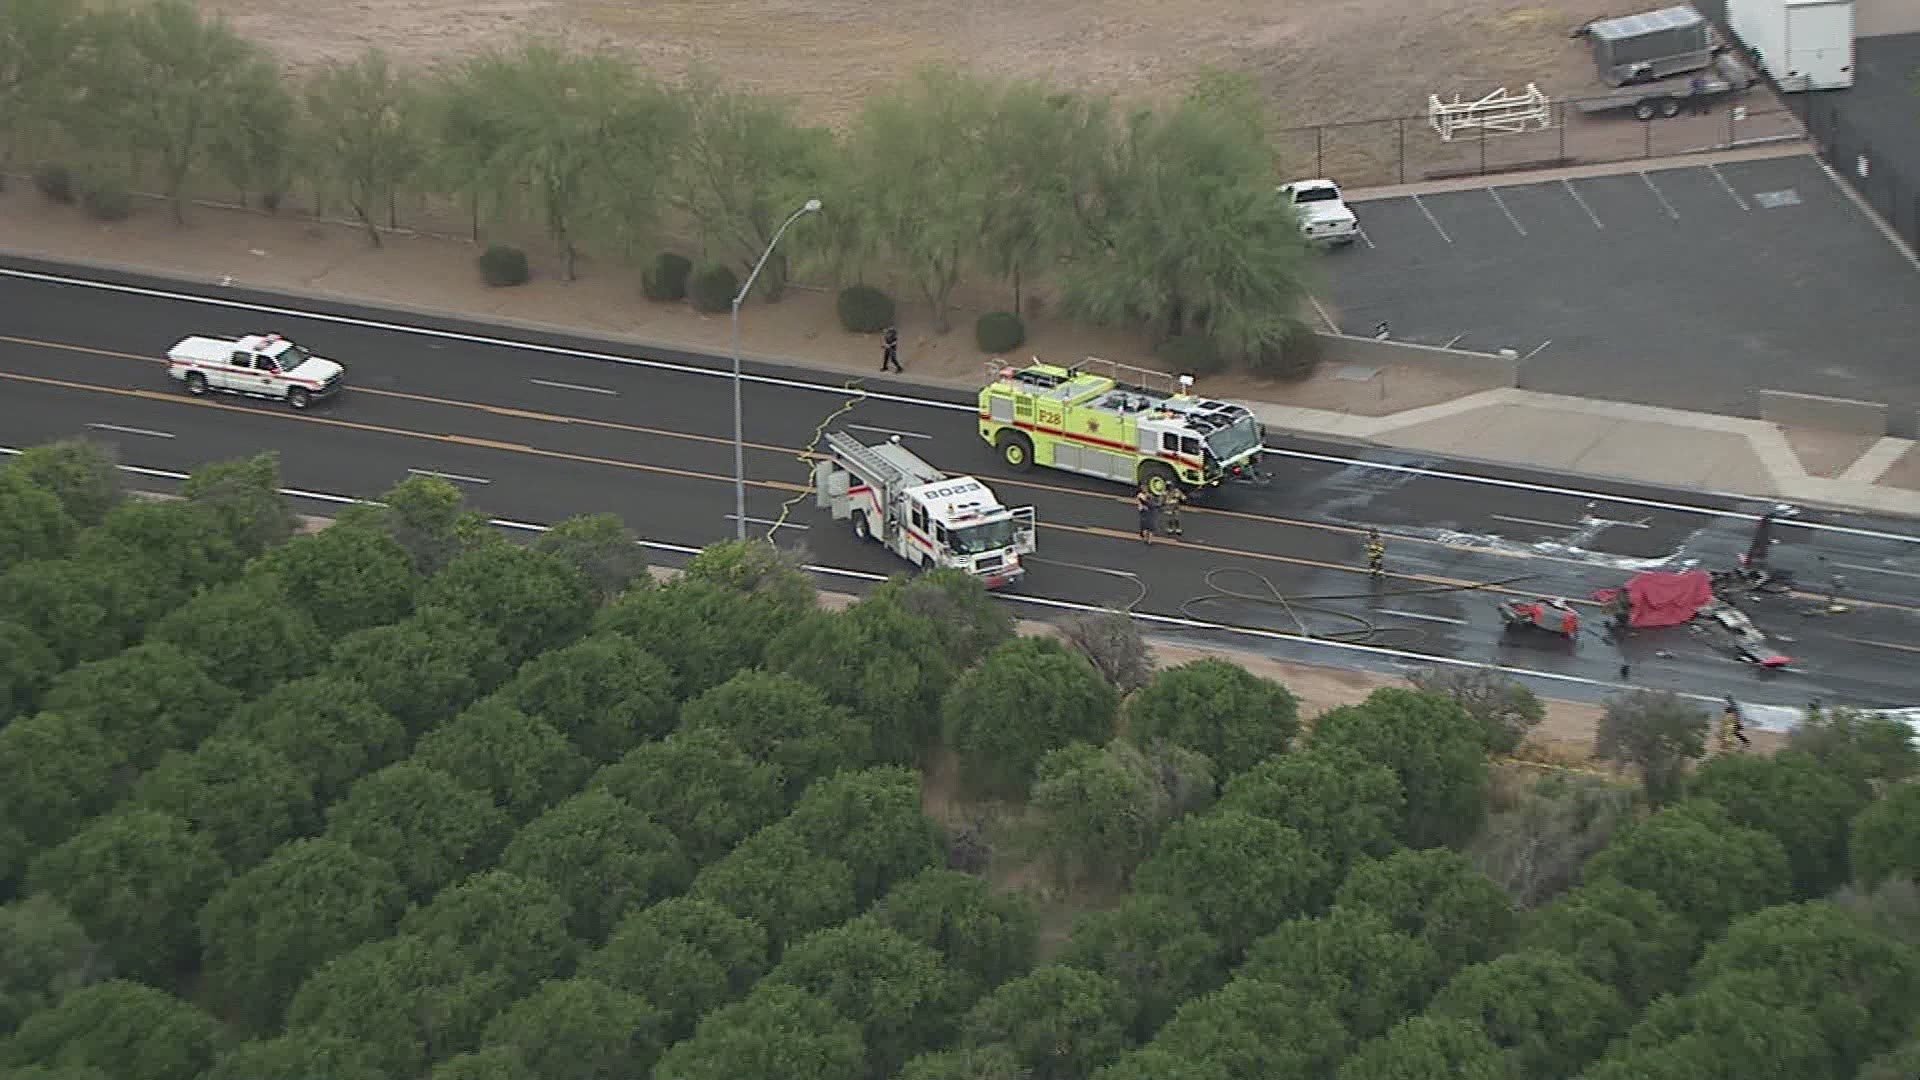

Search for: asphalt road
xmin=1326 ymin=154 xmax=1920 ymax=428
xmin=3 ymin=255 xmax=1918 ymax=720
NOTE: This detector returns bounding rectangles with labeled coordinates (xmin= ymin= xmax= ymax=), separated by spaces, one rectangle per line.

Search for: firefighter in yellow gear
xmin=1365 ymin=528 xmax=1386 ymax=579
xmin=1158 ymin=487 xmax=1186 ymax=537
xmin=1718 ymin=696 xmax=1751 ymax=753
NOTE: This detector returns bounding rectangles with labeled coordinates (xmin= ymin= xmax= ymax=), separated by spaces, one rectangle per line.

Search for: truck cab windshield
xmin=270 ymin=343 xmax=311 ymax=370
xmin=948 ymin=518 xmax=1016 ymax=555
xmin=1204 ymin=417 xmax=1261 ymax=464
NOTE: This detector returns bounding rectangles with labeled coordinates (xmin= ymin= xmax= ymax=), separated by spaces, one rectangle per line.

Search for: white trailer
xmin=814 ymin=431 xmax=1035 ymax=588
xmin=1726 ymin=0 xmax=1854 ymax=91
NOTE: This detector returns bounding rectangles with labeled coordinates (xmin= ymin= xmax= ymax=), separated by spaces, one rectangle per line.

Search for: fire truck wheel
xmin=1140 ymin=462 xmax=1178 ymax=497
xmin=996 ymin=431 xmax=1034 ymax=470
xmin=287 ymin=387 xmax=311 ymax=410
xmin=851 ymin=511 xmax=873 ymax=542
xmin=184 ymin=372 xmax=208 ymax=396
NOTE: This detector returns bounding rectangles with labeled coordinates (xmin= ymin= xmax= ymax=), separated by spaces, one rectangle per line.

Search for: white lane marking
xmin=1562 ymin=179 xmax=1605 ymax=229
xmin=1707 ymin=164 xmax=1751 ymax=210
xmin=1412 ymin=195 xmax=1454 ymax=244
xmin=1357 ymin=226 xmax=1377 ymax=250
xmin=1520 ymin=340 xmax=1553 ymax=362
xmin=727 ymin=513 xmax=807 ymax=531
xmin=1828 ymin=560 xmax=1920 ymax=581
xmin=2 ymin=265 xmax=1914 ymax=547
xmin=846 ymin=423 xmax=930 ymax=441
xmin=86 ymin=422 xmax=174 ymax=439
xmin=1376 ymin=608 xmax=1467 ymax=625
xmin=408 ymin=467 xmax=490 ymax=485
xmin=1491 ymin=514 xmax=1573 ymax=530
xmin=1640 ymin=171 xmax=1680 ymax=219
xmin=1308 ymin=295 xmax=1340 ymax=333
xmin=1488 ymin=187 xmax=1528 ymax=236
xmin=529 ymin=378 xmax=617 ymax=396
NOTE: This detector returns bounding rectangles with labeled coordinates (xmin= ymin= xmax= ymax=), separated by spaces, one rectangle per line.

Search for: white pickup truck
xmin=1279 ymin=178 xmax=1360 ymax=246
xmin=167 ymin=333 xmax=345 ymax=409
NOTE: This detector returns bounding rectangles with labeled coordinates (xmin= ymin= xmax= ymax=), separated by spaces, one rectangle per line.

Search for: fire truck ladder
xmin=826 ymin=430 xmax=925 ymax=496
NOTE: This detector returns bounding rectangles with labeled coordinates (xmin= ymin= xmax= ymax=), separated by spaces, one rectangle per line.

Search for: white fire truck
xmin=814 ymin=431 xmax=1036 ymax=588
xmin=166 ymin=332 xmax=345 ymax=409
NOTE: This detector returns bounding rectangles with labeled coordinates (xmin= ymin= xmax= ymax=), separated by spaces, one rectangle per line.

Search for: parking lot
xmin=1322 ymin=154 xmax=1920 ymax=427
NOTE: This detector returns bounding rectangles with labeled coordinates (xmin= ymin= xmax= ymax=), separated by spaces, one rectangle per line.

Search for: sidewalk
xmin=2 ymin=158 xmax=1916 ymax=520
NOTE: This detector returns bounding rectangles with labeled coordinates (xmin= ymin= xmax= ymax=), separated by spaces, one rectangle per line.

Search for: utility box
xmin=1588 ymin=5 xmax=1716 ymax=85
xmin=1725 ymin=0 xmax=1854 ymax=91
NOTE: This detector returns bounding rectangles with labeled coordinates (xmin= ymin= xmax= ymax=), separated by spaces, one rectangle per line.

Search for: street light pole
xmin=731 ymin=196 xmax=822 ymax=542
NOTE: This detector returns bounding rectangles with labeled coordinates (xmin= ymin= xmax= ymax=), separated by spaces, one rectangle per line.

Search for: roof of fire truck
xmin=990 ymin=360 xmax=1253 ymax=431
xmin=907 ymin=476 xmax=1010 ymax=524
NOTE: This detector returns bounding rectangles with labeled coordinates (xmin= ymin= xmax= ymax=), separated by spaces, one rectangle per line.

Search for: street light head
xmin=803 ymin=198 xmax=823 ymax=213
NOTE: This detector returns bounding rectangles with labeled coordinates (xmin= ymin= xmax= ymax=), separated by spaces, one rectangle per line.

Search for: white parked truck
xmin=814 ymin=431 xmax=1036 ymax=588
xmin=1725 ymin=0 xmax=1854 ymax=91
xmin=166 ymin=332 xmax=345 ymax=409
xmin=1279 ymin=179 xmax=1360 ymax=246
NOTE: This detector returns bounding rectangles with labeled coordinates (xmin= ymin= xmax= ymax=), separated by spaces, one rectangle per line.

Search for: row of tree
xmin=0 ymin=0 xmax=1315 ymax=359
xmin=1 ymin=438 xmax=1918 ymax=1080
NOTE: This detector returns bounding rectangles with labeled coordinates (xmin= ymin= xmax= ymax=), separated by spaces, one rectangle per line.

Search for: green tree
xmin=330 ymin=607 xmax=511 ymax=737
xmin=1309 ymin=688 xmax=1489 ymax=849
xmin=413 ymin=698 xmax=591 ymax=823
xmin=875 ymin=868 xmax=1040 ymax=994
xmin=1517 ymin=878 xmax=1696 ymax=1007
xmin=1332 ymin=847 xmax=1515 ymax=974
xmin=1595 ymin=689 xmax=1710 ymax=804
xmin=592 ymin=728 xmax=787 ymax=865
xmin=71 ymin=499 xmax=237 ymax=634
xmin=131 ymin=735 xmax=316 ymax=868
xmin=1218 ymin=744 xmax=1404 ymax=874
xmin=584 ymin=896 xmax=768 ymax=1041
xmin=27 ymin=810 xmax=224 ymax=983
xmin=1851 ymin=783 xmax=1920 ymax=888
xmin=0 ymin=895 xmax=103 ymax=1036
xmin=286 ymin=933 xmax=509 ymax=1078
xmin=39 ymin=641 xmax=239 ymax=768
xmin=767 ymin=918 xmax=967 ymax=1077
xmin=322 ymin=761 xmax=510 ymax=899
xmin=977 ymin=81 xmax=1110 ymax=312
xmin=0 ymin=0 xmax=84 ymax=182
xmin=203 ymin=1033 xmax=391 ymax=1080
xmin=1056 ymin=893 xmax=1227 ymax=1041
xmin=0 ymin=980 xmax=217 ymax=1080
xmin=436 ymin=40 xmax=681 ymax=278
xmin=199 ymin=838 xmax=407 ymax=1032
xmin=1029 ymin=739 xmax=1213 ymax=887
xmin=1585 ymin=798 xmax=1792 ymax=939
xmin=0 ymin=620 xmax=58 ymax=726
xmin=180 ymin=452 xmax=298 ymax=557
xmin=1583 ymin=970 xmax=1843 ymax=1080
xmin=247 ymin=517 xmax=418 ymax=637
xmin=495 ymin=632 xmax=677 ymax=762
xmin=399 ymin=870 xmax=579 ymax=998
xmin=1239 ymin=908 xmax=1444 ymax=1046
xmin=845 ymin=67 xmax=996 ymax=332
xmin=499 ymin=788 xmax=693 ymax=943
xmin=870 ymin=569 xmax=1018 ymax=671
xmin=1133 ymin=809 xmax=1331 ymax=953
xmin=1858 ymin=1039 xmax=1920 ymax=1080
xmin=786 ymin=766 xmax=944 ymax=907
xmin=1407 ymin=664 xmax=1546 ymax=755
xmin=1150 ymin=977 xmax=1347 ymax=1080
xmin=482 ymin=976 xmax=663 ymax=1080
xmin=763 ymin=597 xmax=958 ymax=767
xmin=943 ymin=636 xmax=1119 ymax=798
xmin=1467 ymin=772 xmax=1634 ymax=909
xmin=900 ymin=1044 xmax=1030 ymax=1080
xmin=0 ymin=558 xmax=125 ymax=667
xmin=0 ymin=469 xmax=74 ymax=572
xmin=1337 ymin=1015 xmax=1509 ymax=1080
xmin=679 ymin=669 xmax=873 ymax=797
xmin=349 ymin=472 xmax=487 ymax=576
xmin=302 ymin=47 xmax=424 ymax=246
xmin=961 ymin=964 xmax=1130 ymax=1080
xmin=1058 ymin=608 xmax=1156 ymax=694
xmin=594 ymin=568 xmax=812 ymax=697
xmin=422 ymin=541 xmax=594 ymax=665
xmin=1690 ymin=750 xmax=1869 ymax=897
xmin=6 ymin=439 xmax=122 ymax=527
xmin=432 ymin=1046 xmax=535 ymax=1080
xmin=1789 ymin=706 xmax=1918 ymax=794
xmin=151 ymin=576 xmax=323 ymax=696
xmin=692 ymin=822 xmax=858 ymax=953
xmin=1427 ymin=949 xmax=1629 ymax=1078
xmin=1126 ymin=659 xmax=1298 ymax=777
xmin=227 ymin=674 xmax=407 ymax=804
xmin=653 ymin=983 xmax=866 ymax=1080
xmin=0 ymin=711 xmax=122 ymax=866
xmin=532 ymin=512 xmax=652 ymax=603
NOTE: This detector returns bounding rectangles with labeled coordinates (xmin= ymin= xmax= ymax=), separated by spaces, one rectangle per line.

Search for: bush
xmin=689 ymin=262 xmax=739 ymax=314
xmin=837 ymin=285 xmax=895 ymax=334
xmin=1249 ymin=329 xmax=1325 ymax=382
xmin=642 ymin=252 xmax=693 ymax=302
xmin=975 ymin=311 xmax=1027 ymax=354
xmin=81 ymin=183 xmax=132 ymax=222
xmin=1155 ymin=334 xmax=1225 ymax=376
xmin=477 ymin=244 xmax=530 ymax=287
xmin=34 ymin=163 xmax=75 ymax=205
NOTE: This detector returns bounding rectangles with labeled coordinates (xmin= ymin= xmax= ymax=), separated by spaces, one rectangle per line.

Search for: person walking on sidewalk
xmin=880 ymin=326 xmax=902 ymax=373
xmin=1158 ymin=487 xmax=1186 ymax=538
xmin=1136 ymin=487 xmax=1157 ymax=544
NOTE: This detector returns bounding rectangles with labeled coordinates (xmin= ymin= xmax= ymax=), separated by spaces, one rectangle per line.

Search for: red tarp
xmin=1591 ymin=570 xmax=1714 ymax=629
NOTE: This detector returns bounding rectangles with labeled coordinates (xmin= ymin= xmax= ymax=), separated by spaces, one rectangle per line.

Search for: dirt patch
xmin=1780 ymin=426 xmax=1880 ymax=479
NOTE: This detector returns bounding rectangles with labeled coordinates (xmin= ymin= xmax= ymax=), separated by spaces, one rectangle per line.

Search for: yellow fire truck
xmin=978 ymin=358 xmax=1266 ymax=496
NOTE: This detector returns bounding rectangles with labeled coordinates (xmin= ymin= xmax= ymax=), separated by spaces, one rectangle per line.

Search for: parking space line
xmin=1706 ymin=164 xmax=1750 ymax=211
xmin=1562 ymin=179 xmax=1605 ymax=229
xmin=1412 ymin=195 xmax=1454 ymax=244
xmin=1357 ymin=226 xmax=1376 ymax=250
xmin=1308 ymin=295 xmax=1339 ymax=333
xmin=1487 ymin=187 xmax=1528 ymax=236
xmin=1640 ymin=172 xmax=1680 ymax=219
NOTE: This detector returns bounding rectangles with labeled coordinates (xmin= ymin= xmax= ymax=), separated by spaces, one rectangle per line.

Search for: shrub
xmin=1155 ymin=334 xmax=1225 ymax=376
xmin=975 ymin=311 xmax=1027 ymax=354
xmin=642 ymin=252 xmax=693 ymax=302
xmin=837 ymin=285 xmax=895 ymax=334
xmin=81 ymin=183 xmax=132 ymax=222
xmin=34 ymin=163 xmax=76 ymax=205
xmin=1249 ymin=328 xmax=1325 ymax=382
xmin=477 ymin=244 xmax=530 ymax=287
xmin=689 ymin=262 xmax=739 ymax=314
